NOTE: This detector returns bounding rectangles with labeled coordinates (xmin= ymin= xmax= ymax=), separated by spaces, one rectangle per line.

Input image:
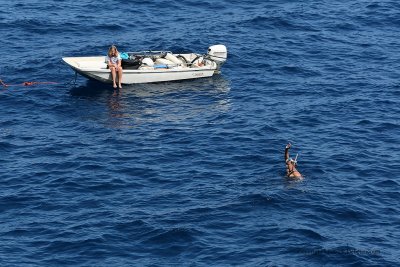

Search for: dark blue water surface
xmin=1 ymin=0 xmax=400 ymax=266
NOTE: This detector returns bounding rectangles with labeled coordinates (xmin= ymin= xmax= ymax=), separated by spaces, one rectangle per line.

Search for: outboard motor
xmin=207 ymin=45 xmax=227 ymax=70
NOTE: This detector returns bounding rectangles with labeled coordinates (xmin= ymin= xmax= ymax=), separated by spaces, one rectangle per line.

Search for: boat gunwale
xmin=77 ymin=67 xmax=215 ymax=74
xmin=62 ymin=56 xmax=215 ymax=74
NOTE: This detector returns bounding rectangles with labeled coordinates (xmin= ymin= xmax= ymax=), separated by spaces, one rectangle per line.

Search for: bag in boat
xmin=121 ymin=58 xmax=141 ymax=69
xmin=120 ymin=52 xmax=129 ymax=59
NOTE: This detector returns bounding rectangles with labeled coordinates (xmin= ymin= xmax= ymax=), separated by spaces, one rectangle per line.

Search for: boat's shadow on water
xmin=68 ymin=76 xmax=231 ymax=97
xmin=67 ymin=76 xmax=231 ymax=128
xmin=68 ymin=80 xmax=113 ymax=97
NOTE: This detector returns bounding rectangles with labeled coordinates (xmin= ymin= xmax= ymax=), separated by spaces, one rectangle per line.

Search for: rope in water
xmin=0 ymin=78 xmax=59 ymax=88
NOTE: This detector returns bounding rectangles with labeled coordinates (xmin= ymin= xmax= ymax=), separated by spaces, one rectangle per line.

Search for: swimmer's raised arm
xmin=285 ymin=143 xmax=291 ymax=162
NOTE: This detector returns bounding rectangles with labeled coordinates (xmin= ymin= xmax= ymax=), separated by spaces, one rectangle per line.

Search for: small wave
xmin=237 ymin=193 xmax=284 ymax=209
xmin=240 ymin=16 xmax=319 ymax=32
xmin=93 ymin=24 xmax=125 ymax=31
xmin=278 ymin=65 xmax=321 ymax=77
xmin=2 ymin=228 xmax=31 ymax=237
xmin=372 ymin=179 xmax=399 ymax=188
xmin=76 ymin=164 xmax=105 ymax=171
xmin=333 ymin=22 xmax=360 ymax=31
xmin=282 ymin=228 xmax=327 ymax=241
xmin=260 ymin=124 xmax=279 ymax=133
xmin=114 ymin=219 xmax=148 ymax=232
xmin=356 ymin=119 xmax=374 ymax=126
xmin=366 ymin=3 xmax=380 ymax=9
xmin=0 ymin=194 xmax=43 ymax=213
xmin=319 ymin=205 xmax=370 ymax=222
xmin=373 ymin=122 xmax=400 ymax=131
xmin=43 ymin=238 xmax=105 ymax=255
xmin=142 ymin=227 xmax=199 ymax=245
xmin=295 ymin=244 xmax=381 ymax=265
xmin=0 ymin=141 xmax=18 ymax=152
xmin=9 ymin=18 xmax=78 ymax=34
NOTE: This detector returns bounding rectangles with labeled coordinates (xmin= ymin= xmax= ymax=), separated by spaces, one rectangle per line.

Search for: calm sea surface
xmin=1 ymin=0 xmax=399 ymax=266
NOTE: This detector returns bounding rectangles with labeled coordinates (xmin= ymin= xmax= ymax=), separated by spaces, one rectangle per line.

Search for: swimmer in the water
xmin=284 ymin=143 xmax=302 ymax=179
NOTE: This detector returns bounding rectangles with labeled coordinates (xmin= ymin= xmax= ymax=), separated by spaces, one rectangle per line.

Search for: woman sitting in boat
xmin=107 ymin=45 xmax=123 ymax=89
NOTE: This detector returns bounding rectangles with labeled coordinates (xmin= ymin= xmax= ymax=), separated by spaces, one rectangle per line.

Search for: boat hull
xmin=78 ymin=68 xmax=215 ymax=84
xmin=63 ymin=56 xmax=217 ymax=84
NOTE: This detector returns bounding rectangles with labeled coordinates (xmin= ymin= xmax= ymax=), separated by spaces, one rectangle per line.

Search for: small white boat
xmin=62 ymin=45 xmax=227 ymax=84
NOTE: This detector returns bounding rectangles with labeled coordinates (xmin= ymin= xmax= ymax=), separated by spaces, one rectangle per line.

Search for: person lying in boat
xmin=107 ymin=45 xmax=123 ymax=89
xmin=284 ymin=143 xmax=303 ymax=179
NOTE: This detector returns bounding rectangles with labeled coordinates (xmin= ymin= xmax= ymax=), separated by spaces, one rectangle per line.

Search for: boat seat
xmin=78 ymin=61 xmax=108 ymax=69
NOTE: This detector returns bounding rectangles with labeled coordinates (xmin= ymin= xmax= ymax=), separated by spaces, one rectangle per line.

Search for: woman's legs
xmin=117 ymin=67 xmax=123 ymax=88
xmin=110 ymin=67 xmax=117 ymax=88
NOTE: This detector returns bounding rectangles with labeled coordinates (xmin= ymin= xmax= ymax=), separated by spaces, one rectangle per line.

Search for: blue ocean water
xmin=1 ymin=0 xmax=399 ymax=265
